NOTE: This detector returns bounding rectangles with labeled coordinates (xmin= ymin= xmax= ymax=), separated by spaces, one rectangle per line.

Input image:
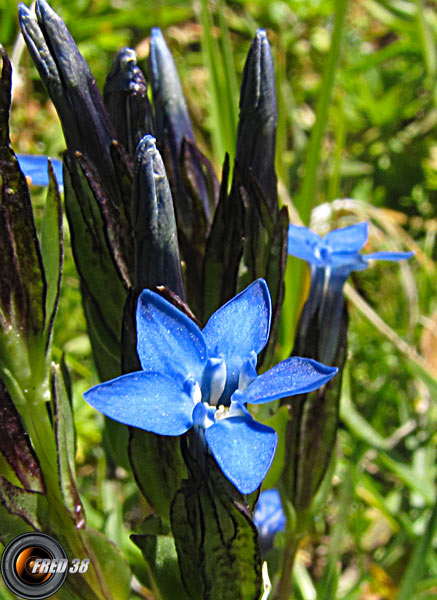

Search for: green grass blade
xmin=217 ymin=0 xmax=238 ymax=141
xmin=414 ymin=0 xmax=437 ymax=79
xmin=295 ymin=0 xmax=349 ymax=225
xmin=396 ymin=502 xmax=437 ymax=600
xmin=340 ymin=366 xmax=390 ymax=450
xmin=197 ymin=0 xmax=238 ymax=164
xmin=293 ymin=558 xmax=317 ymax=600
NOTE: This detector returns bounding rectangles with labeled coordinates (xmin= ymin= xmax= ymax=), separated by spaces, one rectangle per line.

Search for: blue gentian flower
xmin=288 ymin=222 xmax=414 ymax=277
xmin=17 ymin=154 xmax=64 ymax=191
xmin=288 ymin=221 xmax=414 ymax=366
xmin=254 ymin=489 xmax=286 ymax=553
xmin=84 ymin=280 xmax=337 ymax=494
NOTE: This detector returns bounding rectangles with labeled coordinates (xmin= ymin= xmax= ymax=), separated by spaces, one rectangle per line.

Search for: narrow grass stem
xmin=295 ymin=0 xmax=349 ymax=225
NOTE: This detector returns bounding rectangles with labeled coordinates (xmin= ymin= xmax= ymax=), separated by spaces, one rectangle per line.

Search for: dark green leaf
xmin=170 ymin=459 xmax=262 ymax=600
xmin=20 ymin=1 xmax=135 ymax=287
xmin=129 ymin=428 xmax=186 ymax=523
xmin=180 ymin=138 xmax=219 ymax=314
xmin=0 ymin=476 xmax=48 ymax=531
xmin=170 ymin=437 xmax=261 ymax=600
xmin=182 ymin=138 xmax=219 ymax=225
xmin=287 ymin=304 xmax=348 ymax=511
xmin=0 ymin=503 xmax=33 ymax=546
xmin=202 ymin=155 xmax=244 ymax=320
xmin=0 ymin=46 xmax=46 ymax=338
xmin=74 ymin=150 xmax=132 ymax=288
xmin=63 ymin=154 xmax=127 ymax=380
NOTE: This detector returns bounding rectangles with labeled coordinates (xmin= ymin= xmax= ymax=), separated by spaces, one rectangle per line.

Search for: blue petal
xmin=287 ymin=224 xmax=325 ymax=264
xmin=84 ymin=371 xmax=194 ymax=435
xmin=205 ymin=416 xmax=277 ymax=494
xmin=254 ymin=488 xmax=286 ymax=554
xmin=242 ymin=357 xmax=338 ymax=404
xmin=203 ymin=279 xmax=271 ymax=360
xmin=254 ymin=489 xmax=286 ymax=536
xmin=17 ymin=154 xmax=64 ymax=190
xmin=324 ymin=223 xmax=368 ymax=253
xmin=136 ymin=290 xmax=207 ymax=381
xmin=329 ymin=251 xmax=368 ymax=272
xmin=365 ymin=251 xmax=415 ymax=262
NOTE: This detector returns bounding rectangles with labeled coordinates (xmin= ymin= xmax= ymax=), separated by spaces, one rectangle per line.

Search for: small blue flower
xmin=288 ymin=222 xmax=414 ymax=277
xmin=84 ymin=280 xmax=337 ymax=494
xmin=254 ymin=489 xmax=286 ymax=553
xmin=17 ymin=154 xmax=64 ymax=191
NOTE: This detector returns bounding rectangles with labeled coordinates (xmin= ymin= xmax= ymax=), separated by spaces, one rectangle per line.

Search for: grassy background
xmin=2 ymin=0 xmax=436 ymax=598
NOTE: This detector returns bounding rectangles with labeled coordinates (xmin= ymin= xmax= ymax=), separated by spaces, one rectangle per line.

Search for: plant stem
xmin=275 ymin=532 xmax=302 ymax=600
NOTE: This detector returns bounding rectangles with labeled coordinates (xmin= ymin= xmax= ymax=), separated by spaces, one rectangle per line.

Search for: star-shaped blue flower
xmin=84 ymin=280 xmax=337 ymax=494
xmin=288 ymin=222 xmax=414 ymax=276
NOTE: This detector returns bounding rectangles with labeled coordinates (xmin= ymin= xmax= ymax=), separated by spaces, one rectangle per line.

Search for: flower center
xmin=200 ymin=350 xmax=258 ymax=407
xmin=200 ymin=356 xmax=227 ymax=406
xmin=189 ymin=351 xmax=259 ymax=429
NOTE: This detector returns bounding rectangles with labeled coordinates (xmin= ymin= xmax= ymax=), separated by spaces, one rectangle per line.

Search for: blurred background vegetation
xmin=1 ymin=0 xmax=436 ymax=598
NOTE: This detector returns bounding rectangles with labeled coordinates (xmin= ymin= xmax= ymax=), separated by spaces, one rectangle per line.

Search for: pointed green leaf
xmin=86 ymin=528 xmax=131 ymax=600
xmin=0 ymin=476 xmax=48 ymax=531
xmin=41 ymin=160 xmax=63 ymax=347
xmin=131 ymin=533 xmax=189 ymax=600
xmin=260 ymin=205 xmax=288 ymax=367
xmin=0 ymin=377 xmax=45 ymax=493
xmin=74 ymin=150 xmax=132 ymax=288
xmin=51 ymin=364 xmax=85 ymax=527
xmin=180 ymin=138 xmax=219 ymax=314
xmin=0 ymin=47 xmax=46 ymax=339
xmin=82 ymin=291 xmax=122 ymax=382
xmin=0 ymin=503 xmax=33 ymax=546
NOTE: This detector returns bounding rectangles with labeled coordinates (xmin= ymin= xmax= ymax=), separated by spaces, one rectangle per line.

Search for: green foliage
xmin=2 ymin=0 xmax=437 ymax=598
